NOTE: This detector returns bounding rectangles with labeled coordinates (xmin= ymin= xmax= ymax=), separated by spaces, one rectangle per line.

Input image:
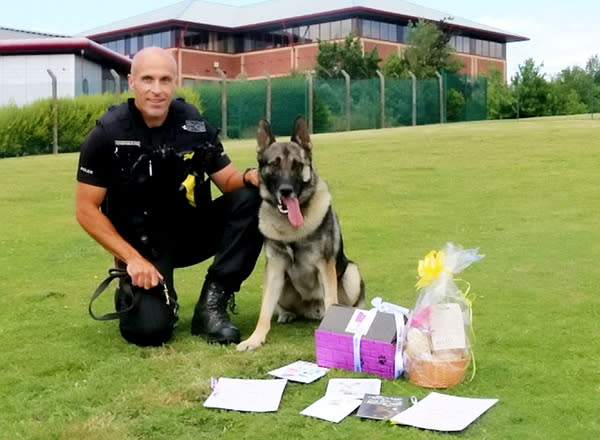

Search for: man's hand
xmin=243 ymin=167 xmax=259 ymax=187
xmin=76 ymin=181 xmax=164 ymax=290
xmin=126 ymin=256 xmax=163 ymax=290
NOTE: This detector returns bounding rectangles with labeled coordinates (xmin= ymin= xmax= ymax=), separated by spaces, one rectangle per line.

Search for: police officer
xmin=76 ymin=47 xmax=263 ymax=346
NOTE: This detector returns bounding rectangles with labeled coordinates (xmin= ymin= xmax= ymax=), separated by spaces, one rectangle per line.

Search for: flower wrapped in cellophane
xmin=404 ymin=243 xmax=484 ymax=388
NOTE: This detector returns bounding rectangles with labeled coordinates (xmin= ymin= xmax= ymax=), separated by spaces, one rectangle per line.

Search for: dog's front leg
xmin=318 ymin=258 xmax=339 ymax=311
xmin=237 ymin=258 xmax=287 ymax=351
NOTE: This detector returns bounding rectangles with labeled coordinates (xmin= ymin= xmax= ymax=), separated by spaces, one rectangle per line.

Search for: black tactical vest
xmin=98 ymin=98 xmax=219 ymax=258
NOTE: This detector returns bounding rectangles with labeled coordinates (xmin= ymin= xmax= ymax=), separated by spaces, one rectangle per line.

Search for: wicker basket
xmin=406 ymin=354 xmax=469 ymax=388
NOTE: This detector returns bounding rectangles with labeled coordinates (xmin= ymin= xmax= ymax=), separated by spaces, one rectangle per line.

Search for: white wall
xmin=74 ymin=55 xmax=103 ymax=96
xmin=0 ymin=53 xmax=104 ymax=106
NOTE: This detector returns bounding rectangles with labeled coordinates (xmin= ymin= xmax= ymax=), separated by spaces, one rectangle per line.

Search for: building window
xmin=341 ymin=19 xmax=354 ymax=37
xmin=185 ymin=30 xmax=209 ymax=49
xmin=143 ymin=34 xmax=153 ymax=48
xmin=481 ymin=40 xmax=489 ymax=57
xmin=129 ymin=35 xmax=138 ymax=54
xmin=489 ymin=41 xmax=504 ymax=58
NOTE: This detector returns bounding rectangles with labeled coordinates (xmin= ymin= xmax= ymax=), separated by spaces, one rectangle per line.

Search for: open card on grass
xmin=390 ymin=392 xmax=498 ymax=431
xmin=356 ymin=394 xmax=414 ymax=420
xmin=268 ymin=360 xmax=329 ymax=383
xmin=203 ymin=378 xmax=287 ymax=412
xmin=325 ymin=378 xmax=381 ymax=399
xmin=300 ymin=378 xmax=382 ymax=423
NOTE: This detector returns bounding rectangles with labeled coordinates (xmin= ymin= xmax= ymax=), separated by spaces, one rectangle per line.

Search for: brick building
xmin=81 ymin=0 xmax=527 ymax=85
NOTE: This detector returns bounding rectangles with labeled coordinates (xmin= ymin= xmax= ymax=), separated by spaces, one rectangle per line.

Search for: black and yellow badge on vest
xmin=180 ymin=151 xmax=198 ymax=207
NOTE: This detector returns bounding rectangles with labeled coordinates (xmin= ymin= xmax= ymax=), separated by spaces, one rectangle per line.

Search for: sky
xmin=2 ymin=0 xmax=599 ymax=80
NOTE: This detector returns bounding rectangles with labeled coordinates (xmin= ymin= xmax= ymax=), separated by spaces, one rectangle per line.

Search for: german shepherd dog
xmin=237 ymin=116 xmax=365 ymax=351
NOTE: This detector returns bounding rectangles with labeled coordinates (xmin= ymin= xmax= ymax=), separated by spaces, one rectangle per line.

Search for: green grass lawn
xmin=1 ymin=115 xmax=599 ymax=439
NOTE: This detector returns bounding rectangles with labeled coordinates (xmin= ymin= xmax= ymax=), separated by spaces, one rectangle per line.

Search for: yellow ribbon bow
xmin=415 ymin=249 xmax=446 ymax=289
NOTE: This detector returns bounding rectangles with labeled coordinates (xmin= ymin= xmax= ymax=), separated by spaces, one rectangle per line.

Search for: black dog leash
xmin=88 ymin=268 xmax=176 ymax=321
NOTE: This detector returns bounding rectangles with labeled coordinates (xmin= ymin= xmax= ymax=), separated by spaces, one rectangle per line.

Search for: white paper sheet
xmin=300 ymin=396 xmax=363 ymax=423
xmin=203 ymin=377 xmax=287 ymax=412
xmin=268 ymin=360 xmax=329 ymax=383
xmin=300 ymin=378 xmax=382 ymax=423
xmin=390 ymin=392 xmax=498 ymax=431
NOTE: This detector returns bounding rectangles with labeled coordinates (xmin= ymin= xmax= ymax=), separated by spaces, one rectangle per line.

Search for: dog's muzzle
xmin=277 ymin=197 xmax=289 ymax=215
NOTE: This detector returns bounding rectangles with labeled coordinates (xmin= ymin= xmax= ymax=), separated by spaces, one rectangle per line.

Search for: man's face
xmin=128 ymin=49 xmax=177 ymax=127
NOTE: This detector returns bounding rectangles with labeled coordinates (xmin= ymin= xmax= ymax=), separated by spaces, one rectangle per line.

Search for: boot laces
xmin=228 ymin=293 xmax=238 ymax=315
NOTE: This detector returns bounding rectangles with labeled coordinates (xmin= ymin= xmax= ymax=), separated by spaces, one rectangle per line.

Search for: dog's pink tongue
xmin=283 ymin=197 xmax=303 ymax=227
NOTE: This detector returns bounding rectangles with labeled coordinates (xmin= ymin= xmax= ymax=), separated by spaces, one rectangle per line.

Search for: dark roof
xmin=0 ymin=37 xmax=131 ymax=71
xmin=80 ymin=0 xmax=528 ymax=43
xmin=0 ymin=26 xmax=69 ymax=39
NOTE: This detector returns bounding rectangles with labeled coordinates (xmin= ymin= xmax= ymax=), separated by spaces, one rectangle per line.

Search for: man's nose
xmin=150 ymin=79 xmax=162 ymax=93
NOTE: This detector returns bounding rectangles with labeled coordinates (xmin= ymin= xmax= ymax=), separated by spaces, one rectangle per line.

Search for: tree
xmin=585 ymin=54 xmax=600 ymax=84
xmin=401 ymin=19 xmax=463 ymax=78
xmin=512 ymin=58 xmax=552 ymax=117
xmin=487 ymin=65 xmax=515 ymax=119
xmin=314 ymin=32 xmax=381 ymax=79
xmin=584 ymin=55 xmax=600 ymax=113
xmin=552 ymin=66 xmax=592 ymax=114
xmin=380 ymin=52 xmax=407 ymax=79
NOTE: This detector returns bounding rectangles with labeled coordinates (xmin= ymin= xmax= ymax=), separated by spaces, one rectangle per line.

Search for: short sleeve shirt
xmin=76 ymin=99 xmax=230 ymax=253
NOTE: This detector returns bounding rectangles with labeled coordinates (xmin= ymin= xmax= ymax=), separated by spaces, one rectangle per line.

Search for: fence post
xmin=46 ymin=69 xmax=58 ymax=154
xmin=435 ymin=71 xmax=444 ymax=124
xmin=376 ymin=70 xmax=385 ymax=128
xmin=214 ymin=63 xmax=228 ymax=139
xmin=514 ymin=76 xmax=520 ymax=120
xmin=306 ymin=72 xmax=314 ymax=134
xmin=110 ymin=69 xmax=121 ymax=96
xmin=264 ymin=71 xmax=272 ymax=122
xmin=341 ymin=69 xmax=351 ymax=131
xmin=408 ymin=71 xmax=417 ymax=126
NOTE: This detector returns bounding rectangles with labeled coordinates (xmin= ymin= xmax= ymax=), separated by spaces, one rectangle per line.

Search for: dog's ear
xmin=291 ymin=116 xmax=311 ymax=150
xmin=256 ymin=119 xmax=276 ymax=152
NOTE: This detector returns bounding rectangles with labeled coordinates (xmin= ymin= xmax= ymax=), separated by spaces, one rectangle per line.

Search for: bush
xmin=446 ymin=89 xmax=466 ymax=122
xmin=0 ymin=94 xmax=121 ymax=157
xmin=0 ymin=89 xmax=205 ymax=157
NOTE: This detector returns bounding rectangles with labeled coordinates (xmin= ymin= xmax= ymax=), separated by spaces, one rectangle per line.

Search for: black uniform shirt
xmin=76 ymin=98 xmax=231 ymax=255
xmin=77 ymin=98 xmax=230 ymax=188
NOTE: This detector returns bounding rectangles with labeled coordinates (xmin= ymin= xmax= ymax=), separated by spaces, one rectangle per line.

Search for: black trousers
xmin=116 ymin=186 xmax=263 ymax=346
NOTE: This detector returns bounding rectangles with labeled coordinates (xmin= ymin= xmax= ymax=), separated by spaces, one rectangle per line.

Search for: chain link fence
xmin=197 ymin=72 xmax=488 ymax=138
xmin=0 ymin=71 xmax=487 ymax=157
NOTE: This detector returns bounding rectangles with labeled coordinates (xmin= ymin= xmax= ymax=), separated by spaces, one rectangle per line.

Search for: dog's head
xmin=256 ymin=116 xmax=316 ymax=227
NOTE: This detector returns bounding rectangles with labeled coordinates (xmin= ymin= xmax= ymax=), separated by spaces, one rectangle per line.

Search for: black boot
xmin=191 ymin=280 xmax=240 ymax=344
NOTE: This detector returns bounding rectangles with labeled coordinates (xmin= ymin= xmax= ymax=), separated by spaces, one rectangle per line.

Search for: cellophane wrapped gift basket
xmin=404 ymin=243 xmax=484 ymax=388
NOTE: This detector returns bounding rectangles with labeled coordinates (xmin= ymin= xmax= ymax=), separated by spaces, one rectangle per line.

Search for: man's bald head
xmin=127 ymin=47 xmax=178 ymax=127
xmin=130 ymin=47 xmax=177 ymax=77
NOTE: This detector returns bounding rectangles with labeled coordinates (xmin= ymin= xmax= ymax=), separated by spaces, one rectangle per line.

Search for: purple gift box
xmin=315 ymin=305 xmax=400 ymax=380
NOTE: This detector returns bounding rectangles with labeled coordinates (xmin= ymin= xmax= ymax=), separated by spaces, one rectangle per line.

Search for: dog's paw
xmin=236 ymin=335 xmax=265 ymax=351
xmin=277 ymin=310 xmax=297 ymax=323
xmin=303 ymin=307 xmax=324 ymax=320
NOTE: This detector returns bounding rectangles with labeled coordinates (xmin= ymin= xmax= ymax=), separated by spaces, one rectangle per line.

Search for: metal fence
xmin=196 ymin=71 xmax=488 ymax=139
xmin=0 ymin=71 xmax=487 ymax=157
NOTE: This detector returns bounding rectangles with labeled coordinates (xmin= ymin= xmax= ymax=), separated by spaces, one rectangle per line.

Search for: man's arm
xmin=209 ymin=164 xmax=259 ymax=193
xmin=75 ymin=181 xmax=163 ymax=289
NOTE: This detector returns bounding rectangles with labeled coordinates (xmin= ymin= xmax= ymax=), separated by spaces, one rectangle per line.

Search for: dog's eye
xmin=269 ymin=157 xmax=281 ymax=167
xmin=291 ymin=160 xmax=303 ymax=172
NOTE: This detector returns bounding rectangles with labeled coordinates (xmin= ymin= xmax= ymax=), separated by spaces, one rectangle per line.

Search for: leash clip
xmin=161 ymin=281 xmax=170 ymax=305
